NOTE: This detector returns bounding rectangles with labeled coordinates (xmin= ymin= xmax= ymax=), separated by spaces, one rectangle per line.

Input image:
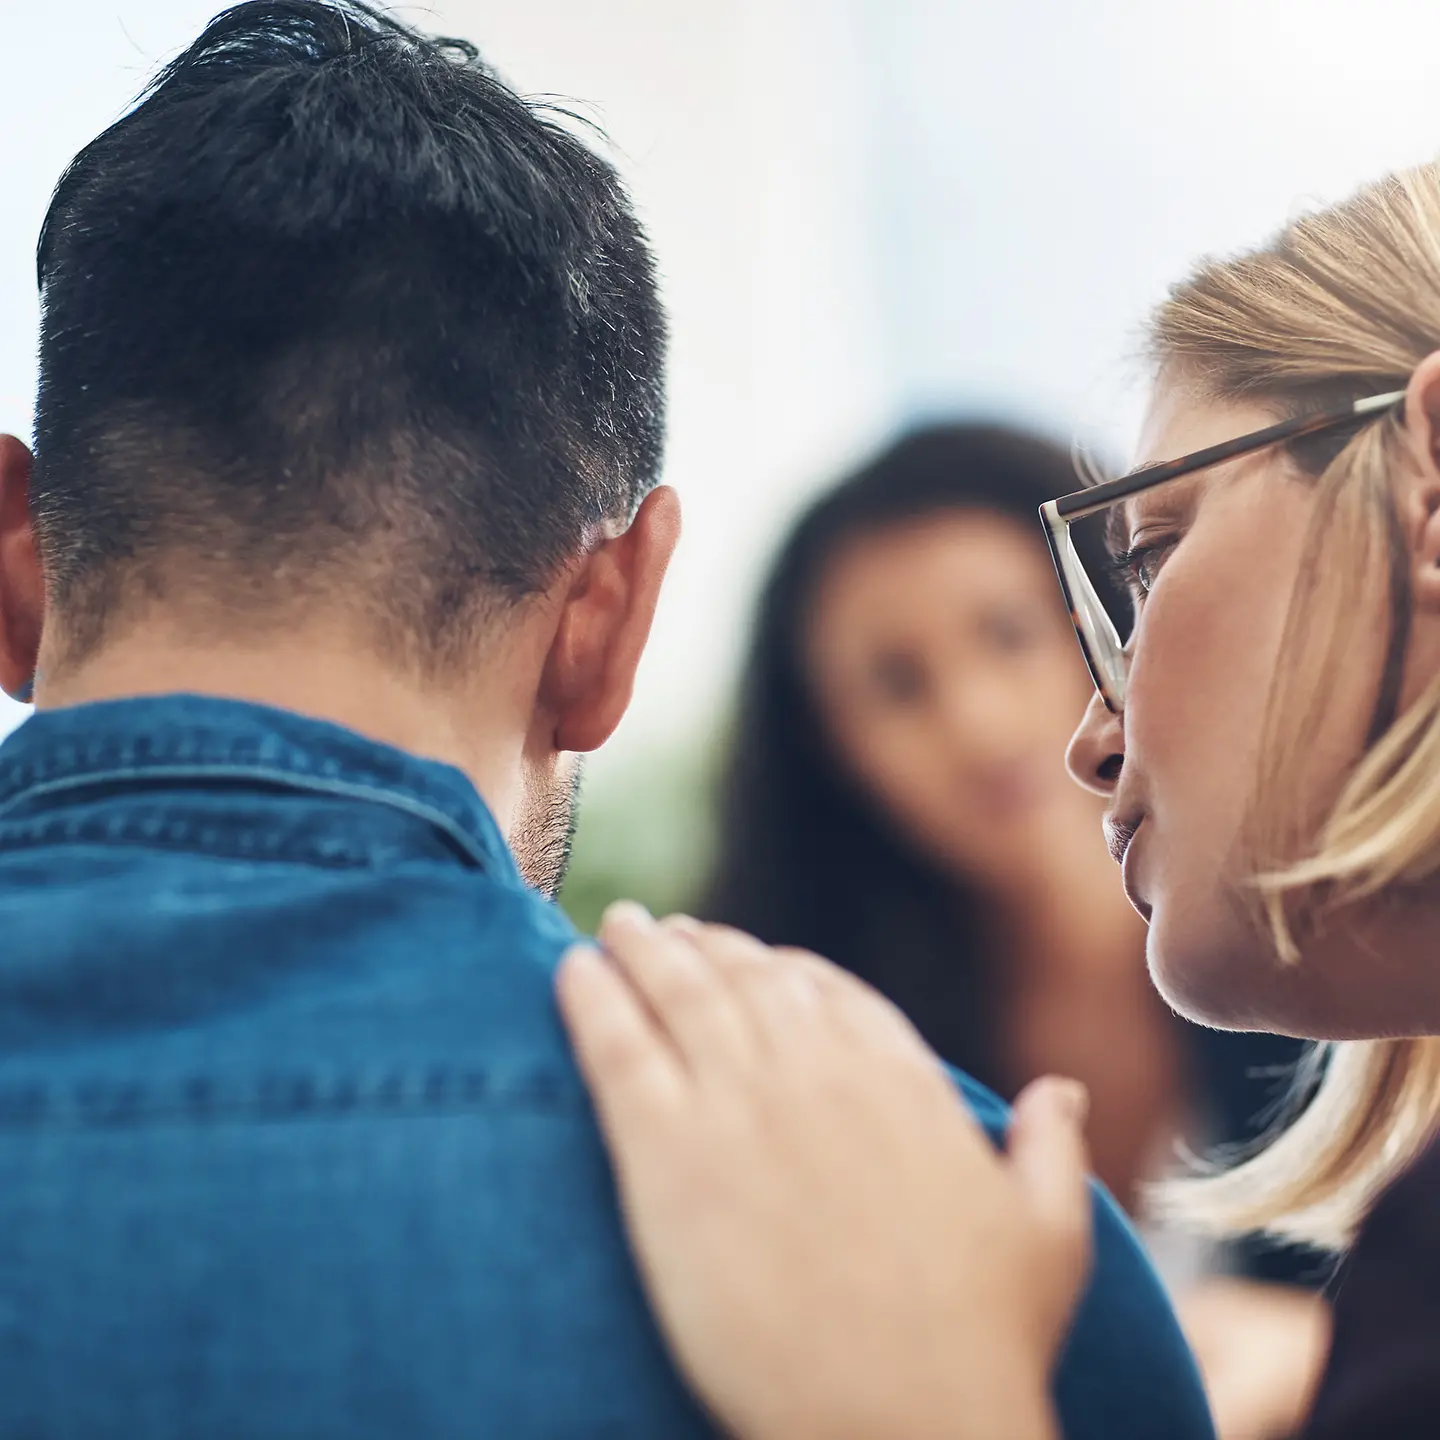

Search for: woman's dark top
xmin=1302 ymin=1137 xmax=1440 ymax=1438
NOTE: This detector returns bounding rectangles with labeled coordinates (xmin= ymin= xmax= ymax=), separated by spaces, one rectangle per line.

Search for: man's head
xmin=0 ymin=0 xmax=680 ymax=894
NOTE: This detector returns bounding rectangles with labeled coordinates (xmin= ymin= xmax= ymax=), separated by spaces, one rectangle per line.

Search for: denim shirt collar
xmin=0 ymin=694 xmax=519 ymax=880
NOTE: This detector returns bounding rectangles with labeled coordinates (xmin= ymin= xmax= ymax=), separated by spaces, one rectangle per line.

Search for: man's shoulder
xmin=0 ymin=880 xmax=713 ymax=1438
xmin=943 ymin=1065 xmax=1011 ymax=1140
xmin=0 ymin=837 xmax=586 ymax=1097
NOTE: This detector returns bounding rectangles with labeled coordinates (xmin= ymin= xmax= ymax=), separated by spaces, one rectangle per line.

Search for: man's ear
xmin=541 ymin=485 xmax=681 ymax=753
xmin=0 ymin=435 xmax=43 ymax=701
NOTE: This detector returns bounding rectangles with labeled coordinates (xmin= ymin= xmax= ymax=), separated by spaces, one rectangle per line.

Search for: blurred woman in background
xmin=706 ymin=425 xmax=1305 ymax=1242
xmin=701 ymin=426 xmax=1330 ymax=1436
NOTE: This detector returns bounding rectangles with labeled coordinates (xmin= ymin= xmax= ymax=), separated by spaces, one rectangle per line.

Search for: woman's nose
xmin=1065 ymin=689 xmax=1125 ymax=795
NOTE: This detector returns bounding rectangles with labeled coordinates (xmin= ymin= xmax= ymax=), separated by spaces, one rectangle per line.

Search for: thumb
xmin=1008 ymin=1077 xmax=1092 ymax=1252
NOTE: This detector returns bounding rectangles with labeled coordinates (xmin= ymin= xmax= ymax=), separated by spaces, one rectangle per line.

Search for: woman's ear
xmin=1404 ymin=356 xmax=1440 ymax=614
xmin=541 ymin=486 xmax=681 ymax=753
xmin=1413 ymin=491 xmax=1440 ymax=617
xmin=0 ymin=435 xmax=43 ymax=701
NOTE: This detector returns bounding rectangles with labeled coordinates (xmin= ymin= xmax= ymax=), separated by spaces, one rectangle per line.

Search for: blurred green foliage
xmin=559 ymin=730 xmax=722 ymax=936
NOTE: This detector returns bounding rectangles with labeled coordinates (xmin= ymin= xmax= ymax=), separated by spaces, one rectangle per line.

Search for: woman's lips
xmin=1104 ymin=814 xmax=1139 ymax=866
xmin=1122 ymin=846 xmax=1153 ymax=922
xmin=1106 ymin=814 xmax=1153 ymax=922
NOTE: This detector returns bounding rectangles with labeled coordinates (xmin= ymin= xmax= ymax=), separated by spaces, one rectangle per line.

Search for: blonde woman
xmin=557 ymin=159 xmax=1440 ymax=1440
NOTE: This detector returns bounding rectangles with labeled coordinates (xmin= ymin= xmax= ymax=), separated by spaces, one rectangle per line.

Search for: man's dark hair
xmin=32 ymin=0 xmax=666 ymax=664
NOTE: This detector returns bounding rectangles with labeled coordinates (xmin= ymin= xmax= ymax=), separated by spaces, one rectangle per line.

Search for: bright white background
xmin=5 ymin=0 xmax=1440 ymax=768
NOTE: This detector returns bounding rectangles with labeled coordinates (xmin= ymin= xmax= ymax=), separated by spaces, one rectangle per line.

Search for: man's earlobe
xmin=548 ymin=485 xmax=681 ymax=755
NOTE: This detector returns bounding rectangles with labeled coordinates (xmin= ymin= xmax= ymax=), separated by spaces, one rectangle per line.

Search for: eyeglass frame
xmin=1038 ymin=389 xmax=1409 ymax=713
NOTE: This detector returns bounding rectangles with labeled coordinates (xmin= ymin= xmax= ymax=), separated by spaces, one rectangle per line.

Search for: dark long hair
xmin=704 ymin=423 xmax=1100 ymax=1093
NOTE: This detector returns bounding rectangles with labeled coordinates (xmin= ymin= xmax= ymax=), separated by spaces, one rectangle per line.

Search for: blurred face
xmin=805 ymin=510 xmax=1096 ymax=887
xmin=1065 ymin=382 xmax=1402 ymax=1034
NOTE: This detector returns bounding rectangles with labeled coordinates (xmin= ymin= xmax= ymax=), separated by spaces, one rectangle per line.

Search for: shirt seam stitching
xmin=0 ymin=1067 xmax=583 ymax=1130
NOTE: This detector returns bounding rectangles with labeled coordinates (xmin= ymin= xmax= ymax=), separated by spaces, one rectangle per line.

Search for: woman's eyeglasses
xmin=1039 ymin=390 xmax=1408 ymax=713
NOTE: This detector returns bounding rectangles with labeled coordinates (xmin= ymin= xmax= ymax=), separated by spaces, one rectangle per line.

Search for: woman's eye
xmin=870 ymin=652 xmax=926 ymax=705
xmin=981 ymin=609 xmax=1044 ymax=654
xmin=1110 ymin=537 xmax=1178 ymax=598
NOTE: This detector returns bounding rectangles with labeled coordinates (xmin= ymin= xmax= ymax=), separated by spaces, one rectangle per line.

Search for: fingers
xmin=595 ymin=902 xmax=757 ymax=1069
xmin=652 ymin=917 xmax=929 ymax=1063
xmin=662 ymin=922 xmax=823 ymax=1051
xmin=556 ymin=944 xmax=686 ymax=1141
xmin=576 ymin=905 xmax=948 ymax=1095
xmin=784 ymin=946 xmax=942 ymax=1066
xmin=1008 ymin=1077 xmax=1093 ymax=1263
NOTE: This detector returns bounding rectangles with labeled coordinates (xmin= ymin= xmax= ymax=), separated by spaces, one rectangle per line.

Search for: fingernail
xmin=660 ymin=913 xmax=702 ymax=937
xmin=556 ymin=947 xmax=608 ymax=1011
xmin=789 ymin=971 xmax=818 ymax=1008
xmin=1054 ymin=1079 xmax=1089 ymax=1126
xmin=602 ymin=900 xmax=654 ymax=932
xmin=563 ymin=943 xmax=605 ymax=974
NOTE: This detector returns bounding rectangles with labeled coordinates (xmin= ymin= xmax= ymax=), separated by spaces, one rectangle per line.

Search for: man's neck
xmin=34 ymin=627 xmax=530 ymax=833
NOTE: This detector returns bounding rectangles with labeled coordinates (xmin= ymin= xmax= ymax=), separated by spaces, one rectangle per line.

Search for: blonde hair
xmin=1149 ymin=163 xmax=1440 ymax=1250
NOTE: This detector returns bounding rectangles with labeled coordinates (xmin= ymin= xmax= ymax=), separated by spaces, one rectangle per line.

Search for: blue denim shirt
xmin=0 ymin=697 xmax=1212 ymax=1439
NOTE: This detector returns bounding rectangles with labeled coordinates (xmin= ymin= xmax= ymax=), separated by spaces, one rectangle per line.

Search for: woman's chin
xmin=1145 ymin=913 xmax=1312 ymax=1036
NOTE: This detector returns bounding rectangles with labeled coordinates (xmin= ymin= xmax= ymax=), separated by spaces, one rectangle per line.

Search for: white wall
xmin=860 ymin=0 xmax=1440 ymax=441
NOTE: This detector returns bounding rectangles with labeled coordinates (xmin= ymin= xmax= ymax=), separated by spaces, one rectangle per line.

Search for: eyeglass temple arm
xmin=1052 ymin=390 xmax=1407 ymax=522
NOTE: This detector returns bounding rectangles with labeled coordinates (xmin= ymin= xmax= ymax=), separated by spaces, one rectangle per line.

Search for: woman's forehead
xmin=1111 ymin=388 xmax=1298 ymax=542
xmin=1135 ymin=385 xmax=1283 ymax=469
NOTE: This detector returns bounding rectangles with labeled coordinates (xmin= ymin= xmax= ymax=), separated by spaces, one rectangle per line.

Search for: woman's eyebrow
xmin=1105 ymin=503 xmax=1130 ymax=556
xmin=1103 ymin=465 xmax=1210 ymax=554
xmin=1093 ymin=457 xmax=1166 ymax=555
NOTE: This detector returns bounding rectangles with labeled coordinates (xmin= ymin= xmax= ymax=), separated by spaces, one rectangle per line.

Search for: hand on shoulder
xmin=556 ymin=904 xmax=1094 ymax=1440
